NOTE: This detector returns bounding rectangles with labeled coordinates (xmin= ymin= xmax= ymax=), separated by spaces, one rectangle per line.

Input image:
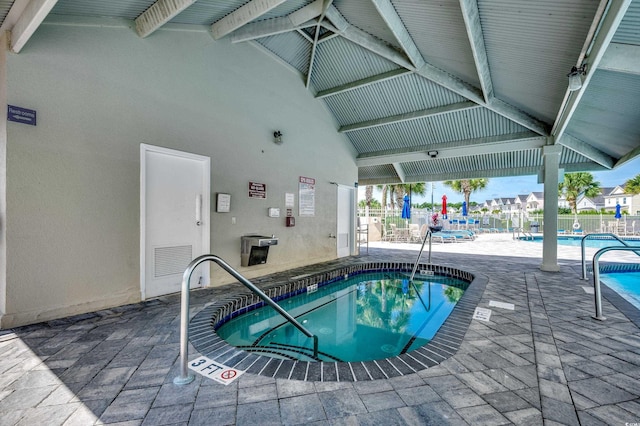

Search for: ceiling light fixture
xmin=567 ymin=64 xmax=587 ymax=92
xmin=273 ymin=130 xmax=283 ymax=145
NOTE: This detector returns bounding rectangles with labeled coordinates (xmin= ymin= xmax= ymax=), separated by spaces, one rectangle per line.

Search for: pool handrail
xmin=410 ymin=228 xmax=435 ymax=281
xmin=581 ymin=233 xmax=640 ymax=280
xmin=174 ymin=254 xmax=318 ymax=385
xmin=592 ymin=246 xmax=640 ymax=321
xmin=513 ymin=227 xmax=533 ymax=241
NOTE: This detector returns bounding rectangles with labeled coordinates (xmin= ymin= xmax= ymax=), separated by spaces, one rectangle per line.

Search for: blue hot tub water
xmin=215 ymin=272 xmax=469 ymax=362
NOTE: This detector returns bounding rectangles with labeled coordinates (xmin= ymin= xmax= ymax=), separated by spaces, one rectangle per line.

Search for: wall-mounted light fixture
xmin=427 ymin=150 xmax=438 ymax=158
xmin=567 ymin=64 xmax=587 ymax=91
xmin=273 ymin=130 xmax=283 ymax=145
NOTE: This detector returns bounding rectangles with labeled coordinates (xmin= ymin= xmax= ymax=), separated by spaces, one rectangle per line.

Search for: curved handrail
xmin=592 ymin=246 xmax=640 ymax=321
xmin=581 ymin=233 xmax=640 ymax=280
xmin=512 ymin=227 xmax=533 ymax=241
xmin=174 ymin=254 xmax=318 ymax=385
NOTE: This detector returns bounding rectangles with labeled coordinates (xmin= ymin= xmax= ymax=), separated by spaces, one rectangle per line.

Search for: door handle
xmin=195 ymin=195 xmax=202 ymax=226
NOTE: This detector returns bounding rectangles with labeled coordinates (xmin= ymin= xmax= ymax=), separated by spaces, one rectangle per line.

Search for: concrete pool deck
xmin=1 ymin=232 xmax=640 ymax=425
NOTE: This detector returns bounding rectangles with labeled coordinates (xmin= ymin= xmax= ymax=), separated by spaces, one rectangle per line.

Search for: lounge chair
xmin=409 ymin=224 xmax=422 ymax=242
xmin=431 ymin=232 xmax=457 ymax=243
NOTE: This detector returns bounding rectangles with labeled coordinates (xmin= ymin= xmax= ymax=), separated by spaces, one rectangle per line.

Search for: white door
xmin=336 ymin=185 xmax=355 ymax=258
xmin=140 ymin=144 xmax=210 ymax=299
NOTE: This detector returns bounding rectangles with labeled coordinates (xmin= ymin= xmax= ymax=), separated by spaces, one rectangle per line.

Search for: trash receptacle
xmin=530 ymin=222 xmax=539 ymax=233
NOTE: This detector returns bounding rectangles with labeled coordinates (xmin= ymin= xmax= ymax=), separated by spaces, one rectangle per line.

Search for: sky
xmin=358 ymin=156 xmax=640 ymax=205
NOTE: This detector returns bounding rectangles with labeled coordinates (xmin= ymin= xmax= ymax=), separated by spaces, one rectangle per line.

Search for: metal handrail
xmin=592 ymin=246 xmax=640 ymax=321
xmin=581 ymin=233 xmax=640 ymax=280
xmin=513 ymin=227 xmax=533 ymax=240
xmin=410 ymin=228 xmax=436 ymax=281
xmin=174 ymin=254 xmax=318 ymax=385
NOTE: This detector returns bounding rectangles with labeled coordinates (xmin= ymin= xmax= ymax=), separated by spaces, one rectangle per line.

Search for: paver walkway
xmin=1 ymin=233 xmax=639 ymax=425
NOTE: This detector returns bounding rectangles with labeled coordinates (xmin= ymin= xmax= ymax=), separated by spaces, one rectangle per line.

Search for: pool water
xmin=525 ymin=236 xmax=640 ymax=249
xmin=216 ymin=272 xmax=469 ymax=362
xmin=600 ymin=271 xmax=640 ymax=310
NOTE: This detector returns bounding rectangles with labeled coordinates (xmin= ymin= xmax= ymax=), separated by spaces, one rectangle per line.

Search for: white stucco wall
xmin=1 ymin=17 xmax=357 ymax=328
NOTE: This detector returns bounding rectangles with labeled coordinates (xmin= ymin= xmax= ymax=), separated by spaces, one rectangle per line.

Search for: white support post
xmin=540 ymin=144 xmax=562 ymax=272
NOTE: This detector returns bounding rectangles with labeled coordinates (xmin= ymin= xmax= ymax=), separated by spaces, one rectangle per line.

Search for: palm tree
xmin=377 ymin=184 xmax=393 ymax=209
xmin=624 ymin=174 xmax=640 ymax=195
xmin=364 ymin=185 xmax=373 ymax=207
xmin=393 ymin=183 xmax=427 ymax=209
xmin=443 ymin=179 xmax=489 ymax=207
xmin=558 ymin=172 xmax=601 ymax=213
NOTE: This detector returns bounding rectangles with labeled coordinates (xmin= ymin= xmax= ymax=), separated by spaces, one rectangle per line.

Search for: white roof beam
xmin=613 ymin=145 xmax=640 ymax=168
xmin=316 ymin=69 xmax=412 ymax=99
xmin=324 ymin=5 xmax=548 ymax=136
xmin=10 ymin=0 xmax=58 ymax=53
xmin=371 ymin=0 xmax=425 ymax=69
xmin=135 ymin=0 xmax=196 ymax=38
xmin=392 ymin=163 xmax=406 ymax=183
xmin=600 ymin=43 xmax=640 ymax=76
xmin=356 ymin=133 xmax=545 ymax=167
xmin=551 ymin=0 xmax=632 ymax=139
xmin=340 ymin=101 xmax=479 ymax=133
xmin=324 ymin=7 xmax=413 ymax=69
xmin=0 ymin=0 xmax=29 ymax=34
xmin=459 ymin=0 xmax=494 ymax=102
xmin=231 ymin=0 xmax=323 ymax=43
xmin=212 ymin=0 xmax=287 ymax=40
xmin=305 ymin=0 xmax=334 ymax=89
xmin=557 ymin=134 xmax=614 ymax=169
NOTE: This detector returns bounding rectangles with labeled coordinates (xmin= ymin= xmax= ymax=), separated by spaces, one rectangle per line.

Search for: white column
xmin=540 ymin=144 xmax=562 ymax=272
xmin=0 ymin=32 xmax=7 ymax=324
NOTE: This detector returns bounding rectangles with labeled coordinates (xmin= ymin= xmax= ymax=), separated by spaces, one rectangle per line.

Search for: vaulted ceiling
xmin=3 ymin=0 xmax=640 ymax=185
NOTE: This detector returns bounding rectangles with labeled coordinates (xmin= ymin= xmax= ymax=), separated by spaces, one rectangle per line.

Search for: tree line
xmin=361 ymin=173 xmax=640 ymax=214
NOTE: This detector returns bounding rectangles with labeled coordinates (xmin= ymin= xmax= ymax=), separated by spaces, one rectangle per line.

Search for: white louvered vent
xmin=154 ymin=245 xmax=192 ymax=278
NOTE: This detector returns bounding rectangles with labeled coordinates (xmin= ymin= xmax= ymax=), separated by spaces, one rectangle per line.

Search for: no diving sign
xmin=189 ymin=356 xmax=244 ymax=385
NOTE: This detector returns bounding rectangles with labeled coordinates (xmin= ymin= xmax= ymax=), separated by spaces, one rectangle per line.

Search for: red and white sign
xmin=249 ymin=181 xmax=267 ymax=199
xmin=188 ymin=356 xmax=244 ymax=385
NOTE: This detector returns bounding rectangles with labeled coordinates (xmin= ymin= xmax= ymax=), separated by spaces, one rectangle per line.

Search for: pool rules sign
xmin=189 ymin=356 xmax=244 ymax=385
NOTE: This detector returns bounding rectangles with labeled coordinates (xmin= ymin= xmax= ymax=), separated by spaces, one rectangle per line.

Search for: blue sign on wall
xmin=7 ymin=105 xmax=37 ymax=126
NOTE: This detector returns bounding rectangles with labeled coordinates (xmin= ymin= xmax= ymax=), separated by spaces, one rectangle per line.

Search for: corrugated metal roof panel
xmin=565 ymin=70 xmax=640 ymax=158
xmin=51 ymin=0 xmax=153 ymax=19
xmin=0 ymin=0 xmax=13 ymax=23
xmin=358 ymin=164 xmax=400 ymax=182
xmin=170 ymin=0 xmax=311 ymax=25
xmin=323 ymin=73 xmax=467 ymax=126
xmin=393 ymin=0 xmax=480 ymax=87
xmin=333 ymin=0 xmax=400 ymax=48
xmin=402 ymin=150 xmax=542 ymax=179
xmin=311 ymin=37 xmax=401 ymax=92
xmin=168 ymin=0 xmax=246 ymax=25
xmin=614 ymin=0 xmax=640 ymax=44
xmin=255 ymin=32 xmax=311 ymax=76
xmin=345 ymin=107 xmax=530 ymax=154
xmin=346 ymin=119 xmax=437 ymax=153
xmin=479 ymin=0 xmax=600 ymax=123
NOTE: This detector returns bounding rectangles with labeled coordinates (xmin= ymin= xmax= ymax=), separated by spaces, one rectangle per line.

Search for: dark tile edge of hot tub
xmin=188 ymin=262 xmax=489 ymax=382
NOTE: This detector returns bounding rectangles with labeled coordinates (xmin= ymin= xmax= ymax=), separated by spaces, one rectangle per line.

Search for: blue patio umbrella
xmin=401 ymin=194 xmax=411 ymax=219
xmin=615 ymin=203 xmax=622 ymax=219
xmin=462 ymin=201 xmax=468 ymax=217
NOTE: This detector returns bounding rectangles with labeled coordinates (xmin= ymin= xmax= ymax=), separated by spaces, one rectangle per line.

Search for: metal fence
xmin=358 ymin=207 xmax=640 ymax=239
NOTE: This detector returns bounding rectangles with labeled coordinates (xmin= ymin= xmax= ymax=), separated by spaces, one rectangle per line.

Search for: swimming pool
xmin=188 ymin=261 xmax=485 ymax=381
xmin=523 ymin=235 xmax=640 ymax=248
xmin=600 ymin=271 xmax=640 ymax=310
xmin=215 ymin=272 xmax=469 ymax=362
